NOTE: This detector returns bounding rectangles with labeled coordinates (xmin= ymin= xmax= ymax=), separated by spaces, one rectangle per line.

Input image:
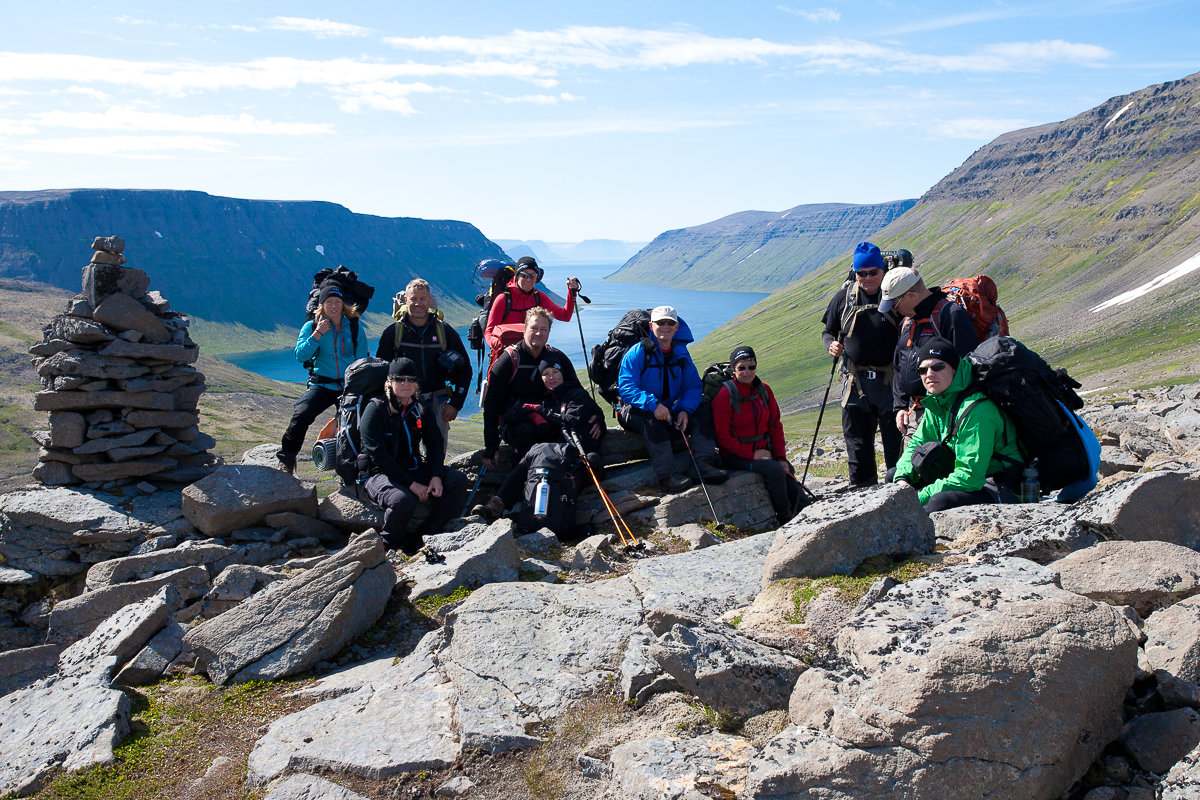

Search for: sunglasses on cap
xmin=390 ymin=375 xmax=420 ymax=384
xmin=856 ymin=268 xmax=883 ymax=278
xmin=917 ymin=362 xmax=949 ymax=375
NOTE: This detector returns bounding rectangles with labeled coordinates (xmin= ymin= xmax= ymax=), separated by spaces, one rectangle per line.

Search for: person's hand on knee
xmin=428 ymin=476 xmax=443 ymax=497
xmin=654 ymin=404 xmax=671 ymax=422
xmin=753 ymin=449 xmax=772 ymax=461
xmin=409 ymin=481 xmax=429 ymax=502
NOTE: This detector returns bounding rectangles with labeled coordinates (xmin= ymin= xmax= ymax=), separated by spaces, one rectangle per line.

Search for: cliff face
xmin=0 ymin=190 xmax=507 ymax=345
xmin=606 ymin=200 xmax=917 ymax=292
xmin=692 ymin=71 xmax=1200 ymax=408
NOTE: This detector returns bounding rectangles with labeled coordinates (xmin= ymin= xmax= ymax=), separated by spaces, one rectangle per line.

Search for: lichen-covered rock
xmin=610 ymin=733 xmax=757 ymax=800
xmin=182 ymin=465 xmax=317 ymax=537
xmin=629 ymin=532 xmax=775 ymax=621
xmin=1055 ymin=540 xmax=1200 ymax=616
xmin=1145 ymin=594 xmax=1200 ymax=685
xmin=1075 ymin=471 xmax=1200 ymax=549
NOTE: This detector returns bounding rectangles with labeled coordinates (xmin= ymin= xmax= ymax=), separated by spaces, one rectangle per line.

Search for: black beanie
xmin=915 ymin=337 xmax=959 ymax=371
xmin=729 ymin=344 xmax=756 ymax=366
xmin=317 ymin=281 xmax=345 ymax=305
xmin=537 ymin=356 xmax=566 ymax=377
xmin=516 ymin=256 xmax=539 ymax=270
xmin=388 ymin=357 xmax=418 ymax=380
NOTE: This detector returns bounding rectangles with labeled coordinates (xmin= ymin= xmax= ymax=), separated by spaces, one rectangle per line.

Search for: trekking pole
xmin=573 ymin=290 xmax=598 ymax=403
xmin=462 ymin=424 xmax=506 ymax=516
xmin=801 ymin=350 xmax=840 ymax=489
xmin=679 ymin=426 xmax=722 ymax=526
xmin=569 ymin=431 xmax=640 ymax=550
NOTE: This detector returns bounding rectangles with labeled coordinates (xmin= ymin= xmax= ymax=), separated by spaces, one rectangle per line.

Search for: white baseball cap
xmin=650 ymin=305 xmax=678 ymax=323
xmin=878 ymin=268 xmax=921 ymax=313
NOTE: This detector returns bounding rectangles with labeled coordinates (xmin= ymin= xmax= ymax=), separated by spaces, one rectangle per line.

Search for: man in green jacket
xmin=893 ymin=338 xmax=1023 ymax=510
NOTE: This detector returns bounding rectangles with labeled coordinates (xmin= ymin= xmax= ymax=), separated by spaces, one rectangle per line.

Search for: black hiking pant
xmin=841 ymin=373 xmax=902 ymax=487
xmin=618 ymin=404 xmax=719 ymax=481
xmin=364 ymin=467 xmax=469 ymax=554
xmin=722 ymin=455 xmax=803 ymax=524
xmin=925 ymin=488 xmax=997 ymax=512
xmin=279 ymin=382 xmax=341 ymax=461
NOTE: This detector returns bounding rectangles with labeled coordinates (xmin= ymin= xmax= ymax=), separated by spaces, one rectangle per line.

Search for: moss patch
xmin=411 ymin=585 xmax=475 ymax=617
xmin=787 ymin=555 xmax=932 ymax=624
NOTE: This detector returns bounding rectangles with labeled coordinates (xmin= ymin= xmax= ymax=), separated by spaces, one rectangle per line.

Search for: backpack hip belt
xmin=841 ymin=362 xmax=893 ymax=408
xmin=417 ymin=388 xmax=449 ymax=402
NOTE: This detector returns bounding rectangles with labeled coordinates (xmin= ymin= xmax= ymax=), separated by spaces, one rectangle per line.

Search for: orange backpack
xmin=942 ymin=275 xmax=1009 ymax=342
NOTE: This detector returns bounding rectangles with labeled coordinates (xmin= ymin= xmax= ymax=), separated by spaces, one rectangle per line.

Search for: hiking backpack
xmin=700 ymin=363 xmax=779 ymax=443
xmin=333 ymin=357 xmax=391 ymax=486
xmin=942 ymin=275 xmax=1009 ymax=343
xmin=518 ymin=442 xmax=582 ymax=537
xmin=966 ymin=335 xmax=1099 ymax=497
xmin=590 ymin=309 xmax=652 ymax=406
xmin=301 ymin=265 xmax=374 ymax=375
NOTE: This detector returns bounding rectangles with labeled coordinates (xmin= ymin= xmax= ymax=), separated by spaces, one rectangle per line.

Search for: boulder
xmin=31 ymin=460 xmax=76 ymax=486
xmin=630 ymin=531 xmax=775 ymax=621
xmin=1075 ymin=471 xmax=1200 ymax=549
xmin=648 ymin=470 xmax=778 ymax=530
xmin=1099 ymin=445 xmax=1144 ymax=476
xmin=184 ymin=532 xmax=393 ymax=684
xmin=1164 ymin=740 xmax=1200 ymax=798
xmin=670 ymin=523 xmax=720 ymax=551
xmin=113 ymin=622 xmax=186 ymax=687
xmin=1145 ymin=594 xmax=1200 ymax=686
xmin=34 ymin=389 xmax=174 ymax=412
xmin=58 ymin=586 xmax=175 ymax=678
xmin=0 ymin=486 xmax=140 ymax=537
xmin=82 ymin=263 xmax=148 ymax=305
xmin=610 ymin=733 xmax=757 ymax=800
xmin=761 ymin=483 xmax=934 ymax=588
xmin=568 ymin=536 xmax=611 ymax=573
xmin=85 ymin=542 xmax=235 ymax=590
xmin=434 ymin=776 xmax=474 ymax=799
xmin=1120 ymin=708 xmax=1200 ymax=775
xmin=183 ymin=465 xmax=317 ymax=537
xmin=92 ymin=292 xmax=170 ymax=343
xmin=1055 ymin=540 xmax=1200 ymax=616
xmin=932 ymin=503 xmax=1097 ymax=563
xmin=514 ymin=529 xmax=559 ymax=553
xmin=263 ymin=774 xmax=371 ymax=800
xmin=317 ymin=490 xmax=383 ymax=533
xmin=744 ymin=559 xmax=1139 ymax=799
xmin=48 ymin=315 xmax=116 ymax=344
xmin=206 ymin=564 xmax=285 ymax=609
xmin=0 ymin=645 xmax=62 ymax=698
xmin=265 ymin=512 xmax=341 ymax=543
xmin=399 ymin=519 xmax=520 ymax=600
xmin=48 ymin=411 xmax=86 ymax=448
xmin=648 ymin=619 xmax=804 ymax=721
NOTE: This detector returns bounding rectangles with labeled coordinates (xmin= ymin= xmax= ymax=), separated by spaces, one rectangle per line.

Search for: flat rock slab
xmin=34 ymin=390 xmax=174 ymax=412
xmin=317 ymin=490 xmax=382 ymax=533
xmin=184 ymin=532 xmax=391 ymax=684
xmin=263 ymin=774 xmax=371 ymax=800
xmin=400 ymin=519 xmax=520 ymax=599
xmin=932 ymin=503 xmax=1097 ymax=563
xmin=114 ymin=621 xmax=186 ymax=687
xmin=744 ymin=558 xmax=1139 ymax=800
xmin=444 ymin=577 xmax=644 ymax=752
xmin=0 ymin=487 xmax=136 ymax=537
xmin=0 ymin=645 xmax=62 ymax=698
xmin=74 ymin=457 xmax=177 ymax=483
xmin=86 ymin=542 xmax=234 ymax=590
xmin=1164 ymin=739 xmax=1200 ymax=799
xmin=0 ymin=663 xmax=130 ymax=797
xmin=183 ymin=465 xmax=317 ymax=537
xmin=1145 ymin=594 xmax=1200 ymax=684
xmin=761 ymin=483 xmax=934 ymax=588
xmin=1120 ymin=708 xmax=1200 ymax=775
xmin=1055 ymin=540 xmax=1200 ymax=616
xmin=249 ymin=631 xmax=459 ymax=785
xmin=610 ymin=733 xmax=757 ymax=800
xmin=1076 ymin=470 xmax=1200 ymax=549
xmin=59 ymin=586 xmax=174 ymax=678
xmin=266 ymin=512 xmax=341 ymax=543
xmin=286 ymin=651 xmax=402 ymax=701
xmin=629 ymin=532 xmax=775 ymax=621
xmin=649 ymin=471 xmax=777 ymax=530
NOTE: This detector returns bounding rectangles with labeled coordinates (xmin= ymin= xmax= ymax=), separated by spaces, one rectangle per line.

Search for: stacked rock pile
xmin=26 ymin=236 xmax=218 ymax=489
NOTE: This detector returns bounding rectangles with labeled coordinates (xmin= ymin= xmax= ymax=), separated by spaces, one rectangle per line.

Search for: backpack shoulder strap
xmin=945 ymin=388 xmax=983 ymax=442
xmin=349 ymin=317 xmax=360 ymax=354
xmin=930 ymin=299 xmax=949 ymax=339
xmin=723 ymin=379 xmax=741 ymax=414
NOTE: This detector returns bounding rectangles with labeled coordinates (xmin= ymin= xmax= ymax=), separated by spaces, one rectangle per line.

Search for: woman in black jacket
xmin=360 ymin=358 xmax=468 ymax=554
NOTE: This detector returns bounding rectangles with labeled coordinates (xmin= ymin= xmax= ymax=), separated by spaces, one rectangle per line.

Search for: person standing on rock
xmin=483 ymin=256 xmax=581 ymax=352
xmin=712 ymin=345 xmax=803 ymax=524
xmin=482 ymin=308 xmax=601 ymax=468
xmin=277 ymin=281 xmax=369 ymax=474
xmin=879 ymin=267 xmax=978 ymax=437
xmin=617 ymin=305 xmax=727 ymax=492
xmin=821 ymin=241 xmax=904 ymax=488
xmin=892 ymin=338 xmax=1023 ymax=511
xmin=375 ymin=278 xmax=471 ymax=447
xmin=360 ymin=358 xmax=468 ymax=554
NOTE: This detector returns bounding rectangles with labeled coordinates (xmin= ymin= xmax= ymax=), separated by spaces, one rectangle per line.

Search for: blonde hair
xmin=314 ymin=299 xmax=360 ymax=326
xmin=525 ymin=307 xmax=553 ymax=327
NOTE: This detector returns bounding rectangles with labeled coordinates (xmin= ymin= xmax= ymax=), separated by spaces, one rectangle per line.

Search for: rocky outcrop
xmin=182 ymin=465 xmax=318 ymax=537
xmin=1054 ymin=540 xmax=1200 ymax=616
xmin=26 ymin=236 xmax=216 ymax=487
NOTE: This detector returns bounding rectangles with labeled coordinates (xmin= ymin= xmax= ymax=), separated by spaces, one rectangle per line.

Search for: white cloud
xmin=484 ymin=91 xmax=582 ymax=105
xmin=116 ymin=15 xmax=152 ymax=25
xmin=0 ymin=119 xmax=39 ymax=135
xmin=65 ymin=86 xmax=112 ymax=102
xmin=778 ymin=7 xmax=841 ymax=23
xmin=926 ymin=117 xmax=1033 ymax=139
xmin=267 ymin=17 xmax=372 ymax=38
xmin=30 ymin=109 xmax=333 ymax=135
xmin=404 ymin=115 xmax=740 ymax=147
xmin=334 ymin=81 xmax=448 ymax=114
xmin=230 ymin=25 xmax=260 ymax=33
xmin=17 ymin=134 xmax=234 ymax=155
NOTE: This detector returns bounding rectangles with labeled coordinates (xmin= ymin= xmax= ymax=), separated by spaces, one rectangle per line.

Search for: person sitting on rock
xmin=277 ymin=281 xmax=368 ymax=474
xmin=483 ymin=256 xmax=582 ymax=352
xmin=712 ymin=344 xmax=803 ymax=525
xmin=359 ymin=357 xmax=468 ymax=554
xmin=892 ymin=338 xmax=1023 ymax=511
xmin=473 ymin=355 xmax=606 ymax=521
xmin=481 ymin=307 xmax=601 ymax=468
xmin=617 ymin=305 xmax=726 ymax=492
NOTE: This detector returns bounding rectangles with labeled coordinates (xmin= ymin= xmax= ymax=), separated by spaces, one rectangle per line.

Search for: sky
xmin=0 ymin=1 xmax=1197 ymax=242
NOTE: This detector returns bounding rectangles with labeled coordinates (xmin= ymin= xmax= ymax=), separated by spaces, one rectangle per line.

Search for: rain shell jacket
xmin=294 ymin=317 xmax=369 ymax=385
xmin=359 ymin=395 xmax=447 ymax=485
xmin=712 ymin=378 xmax=786 ymax=461
xmin=893 ymin=361 xmax=1023 ymax=505
xmin=484 ymin=276 xmax=576 ymax=350
xmin=617 ymin=319 xmax=703 ymax=416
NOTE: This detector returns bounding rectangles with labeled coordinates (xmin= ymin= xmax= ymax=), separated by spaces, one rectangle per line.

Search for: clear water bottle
xmin=1021 ymin=460 xmax=1040 ymax=504
xmin=533 ymin=468 xmax=551 ymax=518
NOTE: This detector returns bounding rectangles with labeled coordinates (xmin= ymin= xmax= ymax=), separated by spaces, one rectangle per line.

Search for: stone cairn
xmin=26 ymin=236 xmax=218 ymax=489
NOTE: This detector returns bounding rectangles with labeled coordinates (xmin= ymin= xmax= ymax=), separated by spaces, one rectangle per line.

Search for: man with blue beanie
xmin=820 ymin=241 xmax=903 ymax=487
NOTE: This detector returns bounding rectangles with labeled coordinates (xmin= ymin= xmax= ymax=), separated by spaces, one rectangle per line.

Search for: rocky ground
xmin=1 ymin=380 xmax=1199 ymax=799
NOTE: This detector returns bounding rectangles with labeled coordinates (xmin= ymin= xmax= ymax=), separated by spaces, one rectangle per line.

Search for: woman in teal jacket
xmin=276 ymin=281 xmax=369 ymax=473
xmin=893 ymin=338 xmax=1023 ymax=511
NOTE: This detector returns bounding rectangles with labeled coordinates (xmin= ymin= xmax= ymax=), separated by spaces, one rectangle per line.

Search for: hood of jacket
xmin=648 ymin=316 xmax=695 ymax=351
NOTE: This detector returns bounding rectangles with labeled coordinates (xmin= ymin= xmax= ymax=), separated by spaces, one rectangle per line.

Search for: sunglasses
xmin=517 ymin=270 xmax=538 ymax=279
xmin=653 ymin=319 xmax=677 ymax=326
xmin=735 ymin=363 xmax=756 ymax=372
xmin=856 ymin=268 xmax=883 ymax=278
xmin=917 ymin=362 xmax=949 ymax=375
xmin=391 ymin=376 xmax=420 ymax=384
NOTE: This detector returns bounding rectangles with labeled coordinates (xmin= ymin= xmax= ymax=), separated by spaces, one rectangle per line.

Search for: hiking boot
xmin=472 ymin=496 xmax=505 ymax=523
xmin=691 ymin=462 xmax=729 ymax=485
xmin=586 ymin=452 xmax=606 ymax=482
xmin=660 ymin=473 xmax=694 ymax=493
xmin=276 ymin=453 xmax=296 ymax=475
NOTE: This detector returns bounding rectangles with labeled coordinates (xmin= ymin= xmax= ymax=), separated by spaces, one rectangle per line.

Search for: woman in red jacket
xmin=484 ymin=256 xmax=580 ymax=351
xmin=712 ymin=344 xmax=803 ymax=525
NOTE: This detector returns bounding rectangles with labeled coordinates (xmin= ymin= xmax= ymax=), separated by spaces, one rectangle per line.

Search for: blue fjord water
xmin=220 ymin=261 xmax=770 ymax=420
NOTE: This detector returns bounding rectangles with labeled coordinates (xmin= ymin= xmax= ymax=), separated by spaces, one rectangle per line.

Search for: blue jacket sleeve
xmin=295 ymin=321 xmax=319 ymax=364
xmin=618 ymin=346 xmax=658 ymax=411
xmin=677 ymin=353 xmax=703 ymax=414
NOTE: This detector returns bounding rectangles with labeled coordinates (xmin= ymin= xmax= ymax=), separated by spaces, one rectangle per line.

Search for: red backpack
xmin=942 ymin=275 xmax=1009 ymax=342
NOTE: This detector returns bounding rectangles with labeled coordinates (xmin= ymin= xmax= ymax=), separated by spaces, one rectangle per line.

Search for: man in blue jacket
xmin=617 ymin=305 xmax=727 ymax=492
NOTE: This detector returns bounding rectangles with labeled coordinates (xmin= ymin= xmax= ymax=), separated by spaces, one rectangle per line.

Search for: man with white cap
xmin=879 ymin=267 xmax=978 ymax=436
xmin=617 ymin=305 xmax=727 ymax=492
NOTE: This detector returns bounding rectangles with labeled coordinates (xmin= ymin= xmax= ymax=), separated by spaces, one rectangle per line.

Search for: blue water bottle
xmin=1021 ymin=459 xmax=1040 ymax=504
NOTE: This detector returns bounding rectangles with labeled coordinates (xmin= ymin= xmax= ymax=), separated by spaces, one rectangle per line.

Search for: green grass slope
xmin=693 ymin=70 xmax=1200 ymax=408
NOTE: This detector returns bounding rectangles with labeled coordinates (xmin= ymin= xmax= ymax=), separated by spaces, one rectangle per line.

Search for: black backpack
xmin=302 ymin=265 xmax=374 ymax=375
xmin=966 ymin=335 xmax=1089 ymax=492
xmin=518 ymin=442 xmax=582 ymax=537
xmin=590 ymin=309 xmax=653 ymax=406
xmin=334 ymin=357 xmax=390 ymax=486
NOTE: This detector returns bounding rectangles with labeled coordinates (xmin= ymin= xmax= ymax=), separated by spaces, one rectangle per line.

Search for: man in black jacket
xmin=481 ymin=307 xmax=600 ymax=467
xmin=360 ymin=357 xmax=468 ymax=554
xmin=879 ymin=267 xmax=979 ymax=436
xmin=820 ymin=241 xmax=903 ymax=487
xmin=376 ymin=279 xmax=471 ymax=447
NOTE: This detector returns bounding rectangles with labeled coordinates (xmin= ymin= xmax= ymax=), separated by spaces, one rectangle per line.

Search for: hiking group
xmin=274 ymin=242 xmax=1099 ymax=557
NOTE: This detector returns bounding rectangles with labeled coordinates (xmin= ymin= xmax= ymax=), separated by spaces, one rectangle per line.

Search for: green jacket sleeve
xmin=917 ymin=400 xmax=1003 ymax=504
xmin=893 ymin=408 xmax=939 ymax=485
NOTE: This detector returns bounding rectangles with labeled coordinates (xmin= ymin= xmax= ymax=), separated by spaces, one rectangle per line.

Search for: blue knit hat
xmin=852 ymin=242 xmax=885 ymax=273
